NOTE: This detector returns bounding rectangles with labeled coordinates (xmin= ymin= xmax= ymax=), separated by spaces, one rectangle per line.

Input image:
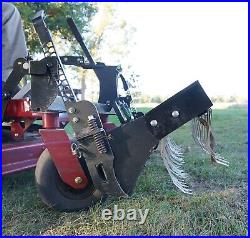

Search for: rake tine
xmin=192 ymin=110 xmax=229 ymax=167
xmin=160 ymin=138 xmax=192 ymax=194
xmin=167 ymin=138 xmax=184 ymax=157
xmin=169 ymin=137 xmax=184 ymax=153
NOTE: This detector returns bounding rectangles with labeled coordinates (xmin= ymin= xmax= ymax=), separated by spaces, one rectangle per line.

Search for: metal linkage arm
xmin=32 ymin=10 xmax=76 ymax=103
xmin=32 ymin=11 xmax=127 ymax=197
xmin=2 ymin=57 xmax=51 ymax=116
xmin=66 ymin=18 xmax=129 ymax=104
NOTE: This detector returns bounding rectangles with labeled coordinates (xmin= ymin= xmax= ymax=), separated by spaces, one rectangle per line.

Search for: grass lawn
xmin=2 ymin=106 xmax=248 ymax=235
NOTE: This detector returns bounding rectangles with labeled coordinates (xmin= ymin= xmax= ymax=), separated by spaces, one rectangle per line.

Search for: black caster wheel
xmin=35 ymin=149 xmax=105 ymax=212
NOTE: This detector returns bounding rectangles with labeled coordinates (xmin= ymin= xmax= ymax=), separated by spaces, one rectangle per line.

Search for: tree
xmin=13 ymin=2 xmax=98 ymax=54
xmin=81 ymin=3 xmax=139 ymax=102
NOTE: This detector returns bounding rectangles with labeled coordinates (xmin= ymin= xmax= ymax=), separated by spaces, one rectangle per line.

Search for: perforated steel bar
xmin=32 ymin=10 xmax=77 ymax=103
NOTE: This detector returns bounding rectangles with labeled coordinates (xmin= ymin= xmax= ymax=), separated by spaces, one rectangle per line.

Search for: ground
xmin=2 ymin=105 xmax=248 ymax=235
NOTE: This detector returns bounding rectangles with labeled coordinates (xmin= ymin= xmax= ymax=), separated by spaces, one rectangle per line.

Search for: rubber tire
xmin=35 ymin=149 xmax=104 ymax=212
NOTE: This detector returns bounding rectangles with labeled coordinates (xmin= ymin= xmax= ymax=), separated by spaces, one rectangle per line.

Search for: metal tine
xmin=168 ymin=143 xmax=184 ymax=157
xmin=193 ymin=118 xmax=207 ymax=151
xmin=172 ymin=180 xmax=190 ymax=191
xmin=165 ymin=154 xmax=184 ymax=168
xmin=165 ymin=138 xmax=184 ymax=158
xmin=206 ymin=113 xmax=209 ymax=141
xmin=166 ymin=143 xmax=184 ymax=159
xmin=163 ymin=156 xmax=186 ymax=174
xmin=192 ymin=110 xmax=229 ymax=167
xmin=194 ymin=117 xmax=199 ymax=136
xmin=192 ymin=118 xmax=200 ymax=145
xmin=165 ymin=162 xmax=188 ymax=179
xmin=163 ymin=161 xmax=192 ymax=193
xmin=212 ymin=153 xmax=229 ymax=167
xmin=206 ymin=112 xmax=210 ymax=141
xmin=168 ymin=137 xmax=184 ymax=153
xmin=165 ymin=142 xmax=185 ymax=164
xmin=160 ymin=139 xmax=192 ymax=194
xmin=165 ymin=151 xmax=184 ymax=165
xmin=162 ymin=146 xmax=186 ymax=177
xmin=163 ymin=144 xmax=186 ymax=173
xmin=203 ymin=113 xmax=207 ymax=140
xmin=198 ymin=119 xmax=202 ymax=142
xmin=169 ymin=177 xmax=192 ymax=194
xmin=166 ymin=138 xmax=184 ymax=158
xmin=170 ymin=140 xmax=184 ymax=153
xmin=171 ymin=178 xmax=192 ymax=194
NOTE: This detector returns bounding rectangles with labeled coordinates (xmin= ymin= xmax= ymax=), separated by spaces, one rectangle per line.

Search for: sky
xmin=104 ymin=2 xmax=248 ymax=98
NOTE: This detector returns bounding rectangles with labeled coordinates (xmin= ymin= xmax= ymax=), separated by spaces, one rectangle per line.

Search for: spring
xmin=88 ymin=116 xmax=107 ymax=154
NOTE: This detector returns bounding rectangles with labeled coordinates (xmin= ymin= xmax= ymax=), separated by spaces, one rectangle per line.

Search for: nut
xmin=22 ymin=62 xmax=29 ymax=70
xmin=75 ymin=177 xmax=83 ymax=184
xmin=72 ymin=117 xmax=79 ymax=123
xmin=150 ymin=120 xmax=158 ymax=127
xmin=68 ymin=107 xmax=76 ymax=114
xmin=172 ymin=110 xmax=179 ymax=118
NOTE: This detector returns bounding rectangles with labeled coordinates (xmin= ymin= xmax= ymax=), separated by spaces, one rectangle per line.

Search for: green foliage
xmin=12 ymin=2 xmax=97 ymax=53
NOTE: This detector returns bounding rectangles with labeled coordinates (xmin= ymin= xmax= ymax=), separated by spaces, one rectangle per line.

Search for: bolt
xmin=22 ymin=62 xmax=29 ymax=70
xmin=71 ymin=143 xmax=77 ymax=155
xmin=79 ymin=60 xmax=84 ymax=64
xmin=68 ymin=107 xmax=76 ymax=114
xmin=64 ymin=57 xmax=68 ymax=62
xmin=14 ymin=133 xmax=19 ymax=137
xmin=75 ymin=176 xmax=83 ymax=184
xmin=17 ymin=61 xmax=22 ymax=65
xmin=150 ymin=120 xmax=158 ymax=127
xmin=72 ymin=117 xmax=79 ymax=123
xmin=172 ymin=110 xmax=179 ymax=118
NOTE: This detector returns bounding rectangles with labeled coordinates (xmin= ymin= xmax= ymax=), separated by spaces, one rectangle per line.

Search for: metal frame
xmin=2 ymin=10 xmax=214 ymax=198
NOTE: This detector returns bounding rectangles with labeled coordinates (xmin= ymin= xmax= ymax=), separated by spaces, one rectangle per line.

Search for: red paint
xmin=3 ymin=99 xmax=114 ymax=184
xmin=103 ymin=122 xmax=116 ymax=131
xmin=42 ymin=112 xmax=60 ymax=128
xmin=40 ymin=129 xmax=89 ymax=190
xmin=101 ymin=115 xmax=116 ymax=131
xmin=4 ymin=99 xmax=65 ymax=140
xmin=4 ymin=99 xmax=34 ymax=119
xmin=2 ymin=137 xmax=45 ymax=175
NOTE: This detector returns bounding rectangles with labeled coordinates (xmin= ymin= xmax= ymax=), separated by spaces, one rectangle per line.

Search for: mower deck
xmin=2 ymin=133 xmax=44 ymax=175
